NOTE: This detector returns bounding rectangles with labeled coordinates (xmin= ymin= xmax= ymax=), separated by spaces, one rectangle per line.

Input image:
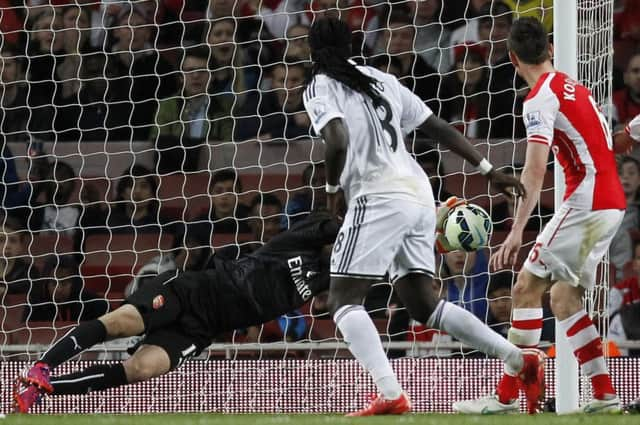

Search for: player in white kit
xmin=454 ymin=18 xmax=626 ymax=414
xmin=304 ymin=17 xmax=542 ymax=416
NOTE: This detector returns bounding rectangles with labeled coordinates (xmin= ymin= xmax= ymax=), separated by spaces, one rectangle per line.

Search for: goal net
xmin=0 ymin=0 xmax=636 ymax=414
xmin=575 ymin=0 xmax=616 ymax=404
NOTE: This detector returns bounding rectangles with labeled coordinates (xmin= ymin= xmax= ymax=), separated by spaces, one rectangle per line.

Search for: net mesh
xmin=575 ymin=0 xmax=616 ymax=403
xmin=0 ymin=0 xmax=633 ymax=413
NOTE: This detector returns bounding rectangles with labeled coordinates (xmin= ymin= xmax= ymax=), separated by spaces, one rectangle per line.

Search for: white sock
xmin=502 ymin=307 xmax=544 ymax=375
xmin=334 ymin=305 xmax=402 ymax=400
xmin=508 ymin=308 xmax=543 ymax=347
xmin=428 ymin=300 xmax=523 ymax=374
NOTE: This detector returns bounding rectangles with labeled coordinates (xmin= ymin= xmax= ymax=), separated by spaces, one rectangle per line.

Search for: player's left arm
xmin=303 ymin=77 xmax=348 ymax=218
xmin=512 ymin=89 xmax=557 ymax=232
xmin=491 ymin=92 xmax=556 ymax=269
xmin=511 ymin=142 xmax=549 ymax=234
xmin=320 ymin=118 xmax=348 ymax=218
xmin=492 ymin=142 xmax=549 ymax=269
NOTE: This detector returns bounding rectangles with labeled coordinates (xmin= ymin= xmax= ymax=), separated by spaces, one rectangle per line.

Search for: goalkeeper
xmin=13 ymin=212 xmax=338 ymax=413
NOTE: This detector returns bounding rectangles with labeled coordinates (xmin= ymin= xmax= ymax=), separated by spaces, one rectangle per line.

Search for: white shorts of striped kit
xmin=330 ymin=195 xmax=436 ymax=282
xmin=524 ymin=204 xmax=624 ymax=289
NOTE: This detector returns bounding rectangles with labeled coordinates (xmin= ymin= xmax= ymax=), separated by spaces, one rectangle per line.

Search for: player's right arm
xmin=396 ymin=82 xmax=524 ymax=197
xmin=418 ymin=114 xmax=524 ymax=197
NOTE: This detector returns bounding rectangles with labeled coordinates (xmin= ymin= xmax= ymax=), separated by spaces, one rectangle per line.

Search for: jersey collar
xmin=526 ymin=71 xmax=553 ymax=102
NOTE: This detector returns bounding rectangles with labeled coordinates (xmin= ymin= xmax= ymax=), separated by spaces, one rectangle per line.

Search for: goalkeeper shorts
xmin=125 ymin=271 xmax=209 ymax=368
xmin=134 ymin=325 xmax=206 ymax=370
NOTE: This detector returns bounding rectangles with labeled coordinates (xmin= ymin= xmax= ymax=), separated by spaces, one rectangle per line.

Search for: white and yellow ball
xmin=444 ymin=203 xmax=492 ymax=251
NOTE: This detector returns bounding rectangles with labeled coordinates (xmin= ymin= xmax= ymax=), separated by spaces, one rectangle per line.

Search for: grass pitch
xmin=0 ymin=413 xmax=634 ymax=425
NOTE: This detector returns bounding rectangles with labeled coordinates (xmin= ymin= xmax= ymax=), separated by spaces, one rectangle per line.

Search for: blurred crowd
xmin=0 ymin=0 xmax=639 ymax=357
xmin=1 ymin=0 xmax=551 ymax=148
xmin=0 ymin=0 xmax=636 ymax=145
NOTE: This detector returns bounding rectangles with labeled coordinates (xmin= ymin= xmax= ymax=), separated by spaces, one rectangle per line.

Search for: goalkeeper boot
xmin=12 ymin=379 xmax=45 ymax=413
xmin=518 ymin=348 xmax=546 ymax=414
xmin=452 ymin=394 xmax=519 ymax=414
xmin=346 ymin=392 xmax=411 ymax=416
xmin=581 ymin=396 xmax=622 ymax=413
xmin=20 ymin=362 xmax=53 ymax=394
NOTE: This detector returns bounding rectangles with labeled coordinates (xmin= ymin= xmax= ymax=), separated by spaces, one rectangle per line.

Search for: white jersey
xmin=303 ymin=65 xmax=435 ymax=209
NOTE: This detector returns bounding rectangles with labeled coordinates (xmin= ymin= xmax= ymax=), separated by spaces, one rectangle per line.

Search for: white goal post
xmin=553 ymin=0 xmax=579 ymax=413
xmin=554 ymin=0 xmax=616 ymax=414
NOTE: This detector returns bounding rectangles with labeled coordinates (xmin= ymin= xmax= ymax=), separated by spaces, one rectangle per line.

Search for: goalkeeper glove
xmin=435 ymin=196 xmax=467 ymax=254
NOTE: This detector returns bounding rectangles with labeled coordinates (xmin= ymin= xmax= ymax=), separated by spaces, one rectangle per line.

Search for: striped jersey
xmin=523 ymin=71 xmax=626 ymax=210
xmin=303 ymin=65 xmax=434 ymax=208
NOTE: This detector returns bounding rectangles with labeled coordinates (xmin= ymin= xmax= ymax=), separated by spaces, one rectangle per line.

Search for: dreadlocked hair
xmin=308 ymin=17 xmax=383 ymax=107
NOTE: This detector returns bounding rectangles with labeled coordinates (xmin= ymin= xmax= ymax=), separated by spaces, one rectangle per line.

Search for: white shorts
xmin=330 ymin=195 xmax=436 ymax=281
xmin=523 ymin=204 xmax=624 ymax=289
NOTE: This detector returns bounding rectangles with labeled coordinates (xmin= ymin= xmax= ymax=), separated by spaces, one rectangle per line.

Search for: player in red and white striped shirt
xmin=454 ymin=18 xmax=625 ymax=414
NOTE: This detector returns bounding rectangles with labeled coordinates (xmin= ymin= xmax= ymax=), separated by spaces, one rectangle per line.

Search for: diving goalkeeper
xmin=13 ymin=212 xmax=338 ymax=413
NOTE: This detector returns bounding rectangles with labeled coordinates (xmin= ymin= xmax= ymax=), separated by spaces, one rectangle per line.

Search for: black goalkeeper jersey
xmin=170 ymin=211 xmax=338 ymax=339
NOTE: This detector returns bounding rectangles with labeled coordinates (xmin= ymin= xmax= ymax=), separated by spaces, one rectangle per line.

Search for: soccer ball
xmin=444 ymin=203 xmax=492 ymax=251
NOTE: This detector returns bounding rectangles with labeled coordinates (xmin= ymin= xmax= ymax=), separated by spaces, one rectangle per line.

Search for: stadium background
xmin=0 ymin=0 xmax=639 ymax=415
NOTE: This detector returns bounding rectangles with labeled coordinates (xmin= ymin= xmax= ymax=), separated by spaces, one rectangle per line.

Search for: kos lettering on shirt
xmin=523 ymin=71 xmax=626 ymax=210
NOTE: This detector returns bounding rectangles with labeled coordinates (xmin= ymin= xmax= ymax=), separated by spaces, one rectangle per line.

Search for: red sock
xmin=497 ymin=374 xmax=520 ymax=404
xmin=496 ymin=308 xmax=543 ymax=403
xmin=561 ymin=311 xmax=616 ymax=400
xmin=591 ymin=374 xmax=616 ymax=400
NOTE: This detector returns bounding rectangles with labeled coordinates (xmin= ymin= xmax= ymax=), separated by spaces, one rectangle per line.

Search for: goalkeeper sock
xmin=334 ymin=304 xmax=402 ymax=400
xmin=428 ymin=300 xmax=523 ymax=375
xmin=39 ymin=320 xmax=107 ymax=369
xmin=558 ymin=310 xmax=616 ymax=400
xmin=497 ymin=308 xmax=543 ymax=403
xmin=51 ymin=363 xmax=128 ymax=395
